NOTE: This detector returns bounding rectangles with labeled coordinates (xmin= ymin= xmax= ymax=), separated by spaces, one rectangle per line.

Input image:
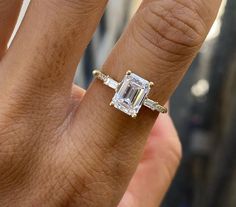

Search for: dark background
xmin=164 ymin=0 xmax=236 ymax=206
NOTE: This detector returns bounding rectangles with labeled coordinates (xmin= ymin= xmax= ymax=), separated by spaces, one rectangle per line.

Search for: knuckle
xmin=47 ymin=0 xmax=102 ymax=15
xmin=133 ymin=1 xmax=208 ymax=60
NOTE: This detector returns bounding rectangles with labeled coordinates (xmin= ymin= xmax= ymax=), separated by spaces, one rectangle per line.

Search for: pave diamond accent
xmin=111 ymin=73 xmax=150 ymax=117
xmin=94 ymin=71 xmax=108 ymax=82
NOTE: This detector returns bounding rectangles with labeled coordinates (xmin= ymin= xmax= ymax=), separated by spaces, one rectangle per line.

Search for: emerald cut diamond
xmin=92 ymin=69 xmax=167 ymax=116
xmin=111 ymin=72 xmax=150 ymax=117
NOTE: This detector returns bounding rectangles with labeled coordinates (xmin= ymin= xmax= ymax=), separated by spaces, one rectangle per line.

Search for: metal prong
xmin=126 ymin=70 xmax=132 ymax=75
xmin=163 ymin=108 xmax=168 ymax=114
xmin=131 ymin=114 xmax=137 ymax=118
xmin=110 ymin=102 xmax=114 ymax=106
xmin=149 ymin=82 xmax=154 ymax=87
xmin=93 ymin=70 xmax=101 ymax=77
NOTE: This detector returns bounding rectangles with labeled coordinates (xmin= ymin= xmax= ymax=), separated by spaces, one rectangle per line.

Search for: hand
xmin=0 ymin=0 xmax=221 ymax=206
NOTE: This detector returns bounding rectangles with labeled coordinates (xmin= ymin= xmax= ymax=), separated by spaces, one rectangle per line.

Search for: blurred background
xmin=15 ymin=0 xmax=235 ymax=206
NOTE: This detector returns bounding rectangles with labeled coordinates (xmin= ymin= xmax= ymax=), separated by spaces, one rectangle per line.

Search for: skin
xmin=0 ymin=0 xmax=221 ymax=206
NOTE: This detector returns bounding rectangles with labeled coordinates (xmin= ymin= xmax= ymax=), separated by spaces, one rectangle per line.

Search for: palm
xmin=118 ymin=115 xmax=181 ymax=207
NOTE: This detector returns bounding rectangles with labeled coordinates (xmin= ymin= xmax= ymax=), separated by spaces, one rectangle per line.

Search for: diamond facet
xmin=111 ymin=72 xmax=150 ymax=117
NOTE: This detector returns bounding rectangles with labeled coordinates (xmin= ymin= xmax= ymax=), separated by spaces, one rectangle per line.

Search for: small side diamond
xmin=144 ymin=99 xmax=167 ymax=113
xmin=144 ymin=99 xmax=157 ymax=111
xmin=104 ymin=78 xmax=119 ymax=90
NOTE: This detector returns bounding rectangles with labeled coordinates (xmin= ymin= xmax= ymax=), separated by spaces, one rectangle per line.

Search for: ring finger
xmin=71 ymin=0 xmax=222 ymax=205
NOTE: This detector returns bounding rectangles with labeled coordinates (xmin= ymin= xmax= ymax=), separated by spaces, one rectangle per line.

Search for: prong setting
xmin=149 ymin=82 xmax=154 ymax=87
xmin=126 ymin=70 xmax=132 ymax=75
xmin=131 ymin=114 xmax=137 ymax=118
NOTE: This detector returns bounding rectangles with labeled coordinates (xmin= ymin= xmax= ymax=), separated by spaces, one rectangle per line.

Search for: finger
xmin=0 ymin=0 xmax=23 ymax=58
xmin=0 ymin=0 xmax=107 ymax=95
xmin=119 ymin=115 xmax=181 ymax=207
xmin=71 ymin=85 xmax=86 ymax=104
xmin=71 ymin=0 xmax=221 ymax=205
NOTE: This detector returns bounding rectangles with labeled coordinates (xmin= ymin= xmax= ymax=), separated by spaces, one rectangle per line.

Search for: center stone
xmin=111 ymin=72 xmax=150 ymax=117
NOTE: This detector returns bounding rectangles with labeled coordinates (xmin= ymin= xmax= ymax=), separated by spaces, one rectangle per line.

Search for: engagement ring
xmin=93 ymin=70 xmax=167 ymax=118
